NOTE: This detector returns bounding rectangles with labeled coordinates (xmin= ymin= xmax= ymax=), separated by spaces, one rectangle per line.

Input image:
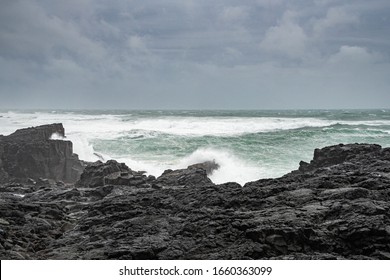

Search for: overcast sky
xmin=0 ymin=0 xmax=389 ymax=110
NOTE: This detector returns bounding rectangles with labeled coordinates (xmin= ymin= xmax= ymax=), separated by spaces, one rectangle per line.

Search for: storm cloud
xmin=0 ymin=0 xmax=389 ymax=109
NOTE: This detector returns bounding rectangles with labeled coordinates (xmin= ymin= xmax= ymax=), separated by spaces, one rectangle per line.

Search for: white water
xmin=126 ymin=117 xmax=335 ymax=136
xmin=1 ymin=110 xmax=390 ymax=185
xmin=176 ymin=148 xmax=265 ymax=184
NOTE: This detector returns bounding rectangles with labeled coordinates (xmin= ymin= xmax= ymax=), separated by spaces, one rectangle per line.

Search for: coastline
xmin=1 ymin=123 xmax=390 ymax=259
xmin=1 ymin=109 xmax=390 ymax=185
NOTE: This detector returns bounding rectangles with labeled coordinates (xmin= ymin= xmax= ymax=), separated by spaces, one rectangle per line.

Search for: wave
xmin=124 ymin=116 xmax=390 ymax=137
xmin=83 ymin=146 xmax=267 ymax=185
xmin=49 ymin=132 xmax=65 ymax=140
xmin=321 ymin=122 xmax=390 ymax=134
xmin=126 ymin=117 xmax=336 ymax=136
xmin=70 ymin=135 xmax=105 ymax=162
xmin=2 ymin=110 xmax=390 ymax=139
xmin=174 ymin=148 xmax=266 ymax=185
xmin=1 ymin=110 xmax=390 ymax=186
xmin=0 ymin=111 xmax=127 ymax=139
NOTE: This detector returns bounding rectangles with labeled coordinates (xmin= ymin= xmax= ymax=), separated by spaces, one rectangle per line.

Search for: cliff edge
xmin=0 ymin=123 xmax=83 ymax=183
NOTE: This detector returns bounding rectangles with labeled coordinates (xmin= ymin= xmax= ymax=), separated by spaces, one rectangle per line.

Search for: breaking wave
xmin=176 ymin=147 xmax=266 ymax=185
xmin=1 ymin=109 xmax=390 ymax=184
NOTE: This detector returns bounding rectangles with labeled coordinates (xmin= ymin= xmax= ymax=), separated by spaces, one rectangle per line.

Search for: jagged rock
xmin=155 ymin=162 xmax=215 ymax=187
xmin=298 ymin=143 xmax=382 ymax=172
xmin=188 ymin=160 xmax=220 ymax=175
xmin=0 ymin=124 xmax=83 ymax=183
xmin=7 ymin=123 xmax=64 ymax=142
xmin=0 ymin=218 xmax=10 ymax=225
xmin=1 ymin=136 xmax=390 ymax=260
xmin=76 ymin=160 xmax=150 ymax=188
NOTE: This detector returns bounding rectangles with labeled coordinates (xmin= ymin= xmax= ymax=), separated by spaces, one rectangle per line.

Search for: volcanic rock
xmin=0 ymin=125 xmax=390 ymax=260
xmin=298 ymin=143 xmax=383 ymax=172
xmin=76 ymin=160 xmax=154 ymax=188
xmin=155 ymin=163 xmax=214 ymax=187
xmin=0 ymin=124 xmax=83 ymax=183
xmin=188 ymin=160 xmax=220 ymax=175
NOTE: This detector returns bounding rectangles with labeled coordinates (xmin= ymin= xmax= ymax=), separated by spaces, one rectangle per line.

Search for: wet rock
xmin=1 ymin=136 xmax=390 ymax=260
xmin=155 ymin=162 xmax=215 ymax=187
xmin=0 ymin=218 xmax=10 ymax=225
xmin=76 ymin=160 xmax=149 ymax=188
xmin=188 ymin=160 xmax=220 ymax=175
xmin=0 ymin=124 xmax=83 ymax=183
xmin=298 ymin=143 xmax=382 ymax=172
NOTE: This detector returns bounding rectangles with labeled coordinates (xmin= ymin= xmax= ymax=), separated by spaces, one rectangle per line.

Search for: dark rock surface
xmin=154 ymin=164 xmax=214 ymax=188
xmin=76 ymin=160 xmax=155 ymax=188
xmin=0 ymin=124 xmax=83 ymax=183
xmin=0 ymin=125 xmax=389 ymax=260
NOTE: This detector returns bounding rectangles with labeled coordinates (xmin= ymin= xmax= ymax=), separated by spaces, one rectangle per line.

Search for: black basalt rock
xmin=298 ymin=143 xmax=382 ymax=173
xmin=1 ymin=128 xmax=390 ymax=260
xmin=0 ymin=124 xmax=83 ymax=183
xmin=155 ymin=162 xmax=215 ymax=187
xmin=76 ymin=160 xmax=151 ymax=188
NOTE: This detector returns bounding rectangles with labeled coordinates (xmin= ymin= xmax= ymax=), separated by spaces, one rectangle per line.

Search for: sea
xmin=0 ymin=109 xmax=389 ymax=185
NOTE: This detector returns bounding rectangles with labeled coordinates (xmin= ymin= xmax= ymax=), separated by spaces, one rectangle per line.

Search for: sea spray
xmin=1 ymin=109 xmax=390 ymax=184
xmin=176 ymin=147 xmax=263 ymax=185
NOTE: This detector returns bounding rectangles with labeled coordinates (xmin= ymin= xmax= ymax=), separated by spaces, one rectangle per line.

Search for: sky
xmin=0 ymin=0 xmax=389 ymax=110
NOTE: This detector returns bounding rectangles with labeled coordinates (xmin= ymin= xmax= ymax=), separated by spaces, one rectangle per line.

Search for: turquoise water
xmin=1 ymin=109 xmax=389 ymax=184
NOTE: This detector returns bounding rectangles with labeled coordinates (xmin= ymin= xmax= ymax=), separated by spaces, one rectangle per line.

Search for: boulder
xmin=76 ymin=160 xmax=151 ymax=188
xmin=155 ymin=162 xmax=215 ymax=187
xmin=188 ymin=160 xmax=219 ymax=175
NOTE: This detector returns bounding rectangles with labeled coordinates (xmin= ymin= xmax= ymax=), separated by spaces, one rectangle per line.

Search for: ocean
xmin=1 ymin=109 xmax=389 ymax=185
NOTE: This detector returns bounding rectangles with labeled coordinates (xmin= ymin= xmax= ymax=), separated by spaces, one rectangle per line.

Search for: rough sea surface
xmin=1 ymin=109 xmax=389 ymax=184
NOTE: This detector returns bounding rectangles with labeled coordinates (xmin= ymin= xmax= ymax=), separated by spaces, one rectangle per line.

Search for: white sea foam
xmin=116 ymin=157 xmax=166 ymax=178
xmin=175 ymin=148 xmax=267 ymax=185
xmin=1 ymin=110 xmax=390 ymax=184
xmin=0 ymin=111 xmax=127 ymax=140
xmin=69 ymin=135 xmax=103 ymax=162
xmin=114 ymin=146 xmax=272 ymax=185
xmin=116 ymin=147 xmax=269 ymax=185
xmin=340 ymin=120 xmax=390 ymax=126
xmin=50 ymin=132 xmax=65 ymax=140
xmin=128 ymin=118 xmax=390 ymax=137
xmin=2 ymin=111 xmax=390 ymax=140
xmin=127 ymin=117 xmax=335 ymax=136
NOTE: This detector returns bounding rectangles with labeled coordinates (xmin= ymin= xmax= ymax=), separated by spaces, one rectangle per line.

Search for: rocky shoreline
xmin=1 ymin=124 xmax=390 ymax=259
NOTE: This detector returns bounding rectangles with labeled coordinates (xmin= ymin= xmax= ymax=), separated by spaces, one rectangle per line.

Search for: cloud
xmin=313 ymin=6 xmax=359 ymax=34
xmin=0 ymin=0 xmax=390 ymax=109
xmin=256 ymin=0 xmax=284 ymax=7
xmin=0 ymin=1 xmax=106 ymax=64
xmin=314 ymin=0 xmax=344 ymax=6
xmin=260 ymin=11 xmax=308 ymax=59
xmin=219 ymin=6 xmax=249 ymax=22
xmin=328 ymin=46 xmax=384 ymax=68
xmin=127 ymin=35 xmax=147 ymax=52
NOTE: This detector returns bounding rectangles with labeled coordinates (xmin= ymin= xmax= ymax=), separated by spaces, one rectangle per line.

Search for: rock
xmin=298 ymin=143 xmax=382 ymax=172
xmin=7 ymin=123 xmax=65 ymax=141
xmin=1 ymin=131 xmax=390 ymax=260
xmin=56 ymin=181 xmax=65 ymax=187
xmin=27 ymin=178 xmax=36 ymax=185
xmin=37 ymin=178 xmax=55 ymax=187
xmin=0 ymin=123 xmax=83 ymax=183
xmin=76 ymin=160 xmax=149 ymax=188
xmin=155 ymin=162 xmax=215 ymax=187
xmin=188 ymin=160 xmax=220 ymax=175
xmin=0 ymin=218 xmax=10 ymax=225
